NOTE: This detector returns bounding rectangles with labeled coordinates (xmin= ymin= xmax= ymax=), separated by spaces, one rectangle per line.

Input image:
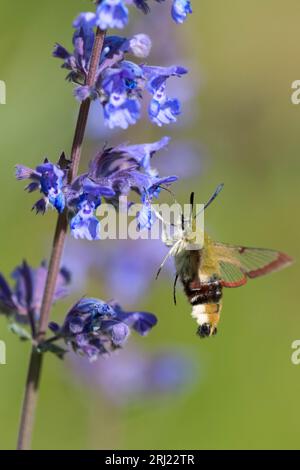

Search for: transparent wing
xmin=214 ymin=242 xmax=293 ymax=288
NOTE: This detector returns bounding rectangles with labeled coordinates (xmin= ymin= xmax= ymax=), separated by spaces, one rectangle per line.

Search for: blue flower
xmin=54 ymin=24 xmax=95 ymax=84
xmin=137 ymin=175 xmax=178 ymax=230
xmin=0 ymin=261 xmax=70 ymax=325
xmin=73 ymin=12 xmax=97 ymax=29
xmin=68 ymin=142 xmax=178 ymax=234
xmin=95 ymin=0 xmax=129 ymax=30
xmin=101 ymin=61 xmax=144 ymax=128
xmin=137 ymin=195 xmax=156 ymax=230
xmin=149 ymin=96 xmax=181 ymax=126
xmin=16 ymin=154 xmax=69 ymax=214
xmin=104 ymin=93 xmax=141 ymax=129
xmin=74 ymin=85 xmax=98 ymax=102
xmin=36 ymin=161 xmax=65 ymax=212
xmin=73 ymin=0 xmax=192 ymax=35
xmin=102 ymin=60 xmax=144 ymax=95
xmin=70 ymin=194 xmax=102 ymax=241
xmin=49 ymin=298 xmax=157 ymax=361
xmin=54 ymin=21 xmax=187 ymax=129
xmin=128 ymin=33 xmax=152 ymax=58
xmin=98 ymin=62 xmax=188 ymax=129
xmin=116 ymin=136 xmax=170 ymax=175
xmin=67 ymin=173 xmax=116 ymax=241
xmin=142 ymin=65 xmax=188 ymax=127
xmin=17 ymin=143 xmax=178 ymax=241
xmin=171 ymin=0 xmax=192 ymax=24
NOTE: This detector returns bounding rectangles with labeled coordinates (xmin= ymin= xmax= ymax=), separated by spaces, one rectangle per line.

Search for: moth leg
xmin=156 ymin=240 xmax=181 ymax=279
xmin=173 ymin=274 xmax=179 ymax=305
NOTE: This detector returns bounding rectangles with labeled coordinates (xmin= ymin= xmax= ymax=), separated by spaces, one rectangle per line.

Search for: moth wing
xmin=213 ymin=242 xmax=293 ymax=288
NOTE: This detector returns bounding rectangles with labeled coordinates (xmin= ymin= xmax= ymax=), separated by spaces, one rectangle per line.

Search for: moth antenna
xmin=195 ymin=183 xmax=224 ymax=217
xmin=190 ymin=192 xmax=195 ymax=213
xmin=189 ymin=191 xmax=195 ymax=224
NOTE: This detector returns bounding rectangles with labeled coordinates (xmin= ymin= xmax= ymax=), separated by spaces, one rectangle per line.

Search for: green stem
xmin=16 ymin=27 xmax=106 ymax=451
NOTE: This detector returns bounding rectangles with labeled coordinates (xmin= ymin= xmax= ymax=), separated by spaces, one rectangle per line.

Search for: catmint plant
xmin=0 ymin=0 xmax=193 ymax=450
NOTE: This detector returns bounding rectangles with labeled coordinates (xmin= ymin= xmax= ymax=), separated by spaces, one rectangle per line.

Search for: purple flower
xmin=94 ymin=1 xmax=167 ymax=31
xmin=49 ymin=298 xmax=157 ymax=361
xmin=15 ymin=153 xmax=69 ymax=214
xmin=100 ymin=62 xmax=187 ymax=129
xmin=94 ymin=1 xmax=192 ymax=27
xmin=171 ymin=0 xmax=192 ymax=24
xmin=67 ymin=176 xmax=116 ymax=240
xmin=0 ymin=261 xmax=70 ymax=326
xmin=101 ymin=34 xmax=152 ymax=61
xmin=54 ymin=25 xmax=151 ymax=88
xmin=73 ymin=12 xmax=97 ymax=29
xmin=54 ymin=23 xmax=187 ymax=129
xmin=65 ymin=140 xmax=177 ymax=238
xmin=137 ymin=174 xmax=178 ymax=230
xmin=95 ymin=0 xmax=129 ymax=30
xmin=53 ymin=25 xmax=95 ymax=84
xmin=69 ymin=194 xmax=102 ymax=241
xmin=103 ymin=93 xmax=141 ymax=129
xmin=116 ymin=136 xmax=170 ymax=175
xmin=128 ymin=33 xmax=152 ymax=58
xmin=17 ymin=139 xmax=177 ymax=240
xmin=141 ymin=65 xmax=188 ymax=126
xmin=149 ymin=97 xmax=181 ymax=126
xmin=101 ymin=60 xmax=144 ymax=128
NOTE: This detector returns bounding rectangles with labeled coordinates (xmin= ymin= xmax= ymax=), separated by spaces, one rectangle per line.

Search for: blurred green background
xmin=0 ymin=0 xmax=299 ymax=450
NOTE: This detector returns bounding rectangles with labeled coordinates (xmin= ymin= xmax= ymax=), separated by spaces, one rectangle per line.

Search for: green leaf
xmin=8 ymin=323 xmax=32 ymax=341
xmin=37 ymin=342 xmax=68 ymax=360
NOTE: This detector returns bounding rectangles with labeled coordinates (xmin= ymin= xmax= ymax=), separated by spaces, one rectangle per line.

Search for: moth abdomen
xmin=183 ymin=277 xmax=223 ymax=306
xmin=181 ymin=276 xmax=223 ymax=338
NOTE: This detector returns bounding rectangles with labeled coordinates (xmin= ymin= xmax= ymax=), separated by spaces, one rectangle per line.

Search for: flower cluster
xmin=9 ymin=0 xmax=193 ymax=365
xmin=49 ymin=298 xmax=157 ymax=361
xmin=16 ymin=137 xmax=177 ymax=240
xmin=77 ymin=1 xmax=192 ymax=31
xmin=54 ymin=23 xmax=187 ymax=129
xmin=0 ymin=261 xmax=70 ymax=334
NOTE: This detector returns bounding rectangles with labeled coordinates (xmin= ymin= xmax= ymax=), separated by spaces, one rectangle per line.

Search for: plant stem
xmin=17 ymin=27 xmax=106 ymax=451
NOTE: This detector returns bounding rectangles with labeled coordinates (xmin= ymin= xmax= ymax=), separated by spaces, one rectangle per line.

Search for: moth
xmin=157 ymin=185 xmax=293 ymax=338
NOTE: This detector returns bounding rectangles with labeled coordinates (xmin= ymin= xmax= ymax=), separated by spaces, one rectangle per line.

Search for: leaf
xmin=8 ymin=323 xmax=32 ymax=341
xmin=37 ymin=342 xmax=68 ymax=360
